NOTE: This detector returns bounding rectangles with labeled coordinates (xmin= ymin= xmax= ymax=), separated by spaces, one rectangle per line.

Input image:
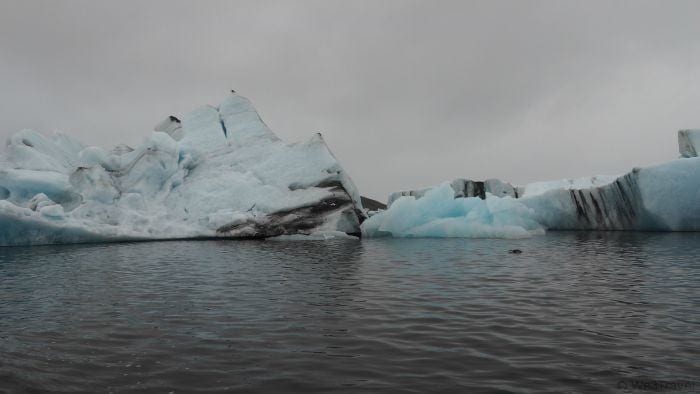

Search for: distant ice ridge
xmin=364 ymin=132 xmax=700 ymax=238
xmin=0 ymin=93 xmax=365 ymax=246
xmin=385 ymin=176 xmax=619 ymax=207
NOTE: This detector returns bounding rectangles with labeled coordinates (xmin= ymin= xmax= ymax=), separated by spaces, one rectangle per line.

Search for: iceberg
xmin=363 ymin=183 xmax=545 ymax=239
xmin=522 ymin=158 xmax=700 ymax=231
xmin=363 ymin=132 xmax=700 ymax=238
xmin=678 ymin=129 xmax=700 ymax=158
xmin=2 ymin=90 xmax=697 ymax=245
xmin=0 ymin=93 xmax=365 ymax=246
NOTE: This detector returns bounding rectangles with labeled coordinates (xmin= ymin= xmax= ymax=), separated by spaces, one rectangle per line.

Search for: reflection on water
xmin=0 ymin=232 xmax=698 ymax=393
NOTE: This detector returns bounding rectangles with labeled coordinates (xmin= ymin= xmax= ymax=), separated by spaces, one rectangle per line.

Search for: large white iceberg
xmin=364 ymin=133 xmax=700 ymax=238
xmin=0 ymin=93 xmax=365 ymax=246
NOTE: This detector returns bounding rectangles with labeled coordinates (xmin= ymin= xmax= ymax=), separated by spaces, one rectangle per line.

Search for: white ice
xmin=0 ymin=93 xmax=364 ymax=246
xmin=365 ymin=150 xmax=700 ymax=237
xmin=362 ymin=183 xmax=545 ymax=239
xmin=517 ymin=175 xmax=618 ymax=198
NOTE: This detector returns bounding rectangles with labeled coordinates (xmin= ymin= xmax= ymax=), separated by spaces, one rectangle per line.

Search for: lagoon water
xmin=1 ymin=233 xmax=699 ymax=393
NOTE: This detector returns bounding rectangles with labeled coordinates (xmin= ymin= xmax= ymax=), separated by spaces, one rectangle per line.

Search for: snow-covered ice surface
xmin=518 ymin=175 xmax=618 ymax=198
xmin=364 ymin=134 xmax=700 ymax=238
xmin=0 ymin=93 xmax=364 ymax=246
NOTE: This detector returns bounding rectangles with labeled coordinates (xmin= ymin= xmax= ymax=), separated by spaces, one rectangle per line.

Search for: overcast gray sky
xmin=2 ymin=0 xmax=700 ymax=199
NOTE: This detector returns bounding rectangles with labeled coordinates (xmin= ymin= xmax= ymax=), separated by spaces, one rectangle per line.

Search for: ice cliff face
xmin=0 ymin=93 xmax=364 ymax=246
xmin=364 ymin=132 xmax=700 ymax=237
xmin=523 ymin=158 xmax=700 ymax=231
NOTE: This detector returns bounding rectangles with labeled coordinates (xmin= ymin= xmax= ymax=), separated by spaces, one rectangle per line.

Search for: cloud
xmin=2 ymin=0 xmax=700 ymax=199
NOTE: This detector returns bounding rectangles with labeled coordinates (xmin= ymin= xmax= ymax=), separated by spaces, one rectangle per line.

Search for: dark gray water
xmin=0 ymin=233 xmax=699 ymax=393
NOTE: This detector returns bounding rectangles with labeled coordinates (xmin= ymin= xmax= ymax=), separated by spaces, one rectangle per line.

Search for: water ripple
xmin=1 ymin=232 xmax=699 ymax=392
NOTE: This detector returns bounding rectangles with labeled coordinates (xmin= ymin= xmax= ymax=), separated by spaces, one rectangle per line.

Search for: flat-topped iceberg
xmin=0 ymin=93 xmax=365 ymax=246
xmin=363 ymin=132 xmax=700 ymax=238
